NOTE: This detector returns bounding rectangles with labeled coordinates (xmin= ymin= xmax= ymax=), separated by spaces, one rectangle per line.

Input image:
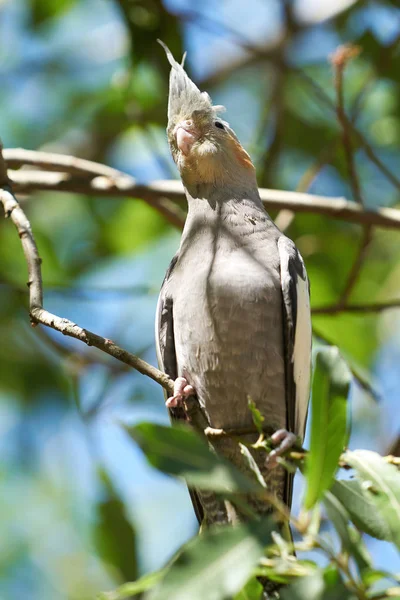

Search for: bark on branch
xmin=0 ymin=145 xmax=174 ymax=396
xmin=5 ymin=148 xmax=400 ymax=231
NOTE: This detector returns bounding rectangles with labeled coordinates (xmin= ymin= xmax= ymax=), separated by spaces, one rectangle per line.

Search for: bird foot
xmin=265 ymin=429 xmax=297 ymax=469
xmin=166 ymin=377 xmax=195 ymax=408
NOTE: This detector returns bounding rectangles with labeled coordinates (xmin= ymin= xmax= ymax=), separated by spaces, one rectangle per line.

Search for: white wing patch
xmin=293 ymin=265 xmax=311 ymax=440
xmin=278 ymin=238 xmax=312 ymax=443
xmin=155 ymin=290 xmax=164 ymax=371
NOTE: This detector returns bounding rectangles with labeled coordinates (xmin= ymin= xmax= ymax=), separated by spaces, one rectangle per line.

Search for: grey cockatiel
xmin=156 ymin=42 xmax=311 ymax=530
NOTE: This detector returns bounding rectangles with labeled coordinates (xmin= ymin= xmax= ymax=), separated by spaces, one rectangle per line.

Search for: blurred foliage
xmin=106 ymin=353 xmax=400 ymax=599
xmin=1 ymin=0 xmax=400 ymax=598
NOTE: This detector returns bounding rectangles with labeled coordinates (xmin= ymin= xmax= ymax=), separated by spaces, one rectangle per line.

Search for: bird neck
xmin=183 ymin=181 xmax=262 ymax=212
xmin=179 ymin=182 xmax=270 ymax=250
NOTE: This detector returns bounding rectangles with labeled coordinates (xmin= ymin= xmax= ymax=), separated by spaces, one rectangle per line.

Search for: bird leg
xmin=166 ymin=376 xmax=195 ymax=408
xmin=265 ymin=429 xmax=298 ymax=469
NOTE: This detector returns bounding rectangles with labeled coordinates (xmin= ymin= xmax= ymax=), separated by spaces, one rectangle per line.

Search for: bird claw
xmin=265 ymin=429 xmax=297 ymax=469
xmin=166 ymin=376 xmax=195 ymax=408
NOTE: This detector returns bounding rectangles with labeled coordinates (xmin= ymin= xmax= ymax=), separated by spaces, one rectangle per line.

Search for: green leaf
xmin=331 ymin=479 xmax=391 ymax=541
xmin=234 ymin=577 xmax=263 ymax=600
xmin=239 ymin=443 xmax=267 ymax=489
xmin=368 ymin=587 xmax=400 ymax=600
xmin=248 ymin=398 xmax=265 ymax=435
xmin=94 ymin=469 xmax=138 ymax=582
xmin=146 ymin=520 xmax=274 ymax=600
xmin=323 ymin=491 xmax=371 ymax=574
xmin=304 ymin=346 xmax=351 ymax=509
xmin=98 ymin=571 xmax=165 ymax=600
xmin=281 ymin=567 xmax=357 ymax=600
xmin=104 ymin=199 xmax=170 ymax=255
xmin=343 ymin=450 xmax=400 ymax=550
xmin=361 ymin=568 xmax=395 ymax=588
xmin=30 ymin=0 xmax=77 ymax=26
xmin=125 ymin=422 xmax=261 ymax=494
xmin=258 ymin=557 xmax=317 ymax=584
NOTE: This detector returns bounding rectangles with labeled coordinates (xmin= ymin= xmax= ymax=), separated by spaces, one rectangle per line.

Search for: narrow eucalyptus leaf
xmin=304 ymin=346 xmax=351 ymax=509
xmin=248 ymin=398 xmax=265 ymax=434
xmin=239 ymin=443 xmax=267 ymax=489
xmin=125 ymin=422 xmax=261 ymax=494
xmin=281 ymin=567 xmax=357 ymax=600
xmin=331 ymin=479 xmax=391 ymax=541
xmin=147 ymin=520 xmax=274 ymax=600
xmin=98 ymin=571 xmax=165 ymax=600
xmin=344 ymin=450 xmax=400 ymax=550
xmin=234 ymin=576 xmax=264 ymax=600
xmin=323 ymin=491 xmax=371 ymax=573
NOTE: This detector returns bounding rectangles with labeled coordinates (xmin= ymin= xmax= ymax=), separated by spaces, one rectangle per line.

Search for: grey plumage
xmin=155 ymin=43 xmax=312 ymax=528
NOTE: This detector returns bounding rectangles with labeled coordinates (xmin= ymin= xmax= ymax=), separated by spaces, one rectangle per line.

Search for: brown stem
xmin=5 ymin=159 xmax=400 ymax=231
xmin=0 ymin=145 xmax=174 ymax=396
xmin=330 ymin=44 xmax=364 ymax=206
xmin=336 ymin=225 xmax=373 ymax=308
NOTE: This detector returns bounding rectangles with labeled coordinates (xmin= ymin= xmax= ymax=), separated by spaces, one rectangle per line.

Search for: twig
xmin=204 ymin=424 xmax=276 ymax=439
xmin=0 ymin=278 xmax=153 ymax=298
xmin=330 ymin=44 xmax=363 ymax=206
xmin=312 ymin=326 xmax=381 ymax=401
xmin=160 ymin=9 xmax=400 ymax=195
xmin=0 ymin=144 xmax=175 ymax=396
xmin=189 ymin=13 xmax=400 ymax=194
xmin=295 ymin=67 xmax=400 ymax=192
xmin=4 ymin=150 xmax=186 ymax=230
xmin=5 ymin=154 xmax=400 ymax=230
xmin=3 ymin=147 xmax=131 ymax=178
xmin=336 ymin=224 xmax=373 ymax=308
xmin=296 ymin=138 xmax=339 ymax=194
xmin=312 ymin=299 xmax=400 ymax=315
xmin=386 ymin=435 xmax=400 ymax=458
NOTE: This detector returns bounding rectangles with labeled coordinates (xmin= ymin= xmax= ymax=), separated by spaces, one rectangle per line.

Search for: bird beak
xmin=174 ymin=120 xmax=199 ymax=155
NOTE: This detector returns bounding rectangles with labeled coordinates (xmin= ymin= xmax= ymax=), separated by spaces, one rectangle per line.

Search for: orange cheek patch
xmin=231 ymin=138 xmax=255 ymax=170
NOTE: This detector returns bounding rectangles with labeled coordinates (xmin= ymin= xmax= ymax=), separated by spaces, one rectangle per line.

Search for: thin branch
xmin=295 ymin=55 xmax=376 ymax=197
xmin=5 ymin=152 xmax=400 ymax=230
xmin=336 ymin=224 xmax=373 ymax=308
xmin=312 ymin=299 xmax=400 ymax=315
xmin=3 ymin=147 xmax=131 ymax=178
xmin=386 ymin=435 xmax=400 ymax=458
xmin=295 ymin=67 xmax=400 ymax=192
xmin=0 ymin=278 xmax=153 ymax=298
xmin=330 ymin=44 xmax=363 ymax=206
xmin=312 ymin=326 xmax=381 ymax=401
xmin=187 ymin=13 xmax=400 ymax=195
xmin=158 ymin=8 xmax=400 ymax=196
xmin=0 ymin=145 xmax=174 ymax=396
xmin=5 ymin=150 xmax=186 ymax=229
xmin=306 ymin=48 xmax=374 ymax=312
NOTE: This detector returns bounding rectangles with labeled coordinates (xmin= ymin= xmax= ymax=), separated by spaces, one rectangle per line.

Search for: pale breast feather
xmin=278 ymin=236 xmax=312 ymax=443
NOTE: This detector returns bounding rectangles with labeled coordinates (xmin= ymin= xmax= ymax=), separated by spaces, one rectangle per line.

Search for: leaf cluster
xmin=102 ymin=347 xmax=400 ymax=600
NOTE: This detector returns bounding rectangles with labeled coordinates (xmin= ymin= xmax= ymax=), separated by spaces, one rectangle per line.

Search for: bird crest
xmin=158 ymin=40 xmax=225 ymax=127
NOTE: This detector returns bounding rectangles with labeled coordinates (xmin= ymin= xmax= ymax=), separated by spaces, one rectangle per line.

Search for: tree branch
xmin=4 ymin=147 xmax=131 ymax=177
xmin=0 ymin=144 xmax=174 ymax=396
xmin=336 ymin=224 xmax=373 ymax=308
xmin=4 ymin=149 xmax=400 ymax=230
xmin=330 ymin=44 xmax=363 ymax=206
xmin=312 ymin=299 xmax=400 ymax=315
xmin=4 ymin=149 xmax=186 ymax=229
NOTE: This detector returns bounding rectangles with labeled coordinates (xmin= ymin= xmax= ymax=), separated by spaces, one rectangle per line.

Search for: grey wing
xmin=278 ymin=237 xmax=312 ymax=506
xmin=155 ymin=254 xmax=204 ymax=524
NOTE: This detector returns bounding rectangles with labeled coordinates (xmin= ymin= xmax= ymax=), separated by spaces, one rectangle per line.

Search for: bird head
xmin=159 ymin=41 xmax=256 ymax=188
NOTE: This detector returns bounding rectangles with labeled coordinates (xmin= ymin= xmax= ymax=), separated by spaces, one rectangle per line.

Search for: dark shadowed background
xmin=0 ymin=0 xmax=399 ymax=598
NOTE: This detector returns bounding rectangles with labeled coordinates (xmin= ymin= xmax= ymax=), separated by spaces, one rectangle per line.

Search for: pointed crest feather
xmin=158 ymin=40 xmax=225 ymax=124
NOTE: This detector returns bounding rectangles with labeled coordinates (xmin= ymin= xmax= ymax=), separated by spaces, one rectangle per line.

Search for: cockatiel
xmin=156 ymin=42 xmax=311 ymax=530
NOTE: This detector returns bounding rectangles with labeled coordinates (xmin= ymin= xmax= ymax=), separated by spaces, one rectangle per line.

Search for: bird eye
xmin=214 ymin=121 xmax=225 ymax=130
